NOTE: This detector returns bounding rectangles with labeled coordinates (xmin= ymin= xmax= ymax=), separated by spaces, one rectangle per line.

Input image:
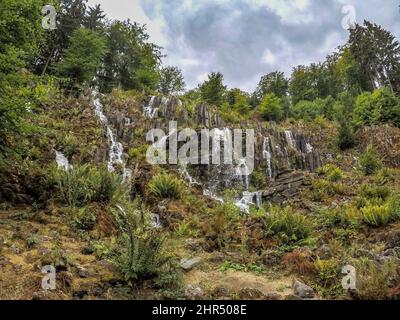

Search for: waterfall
xmin=236 ymin=158 xmax=250 ymax=190
xmin=285 ymin=130 xmax=296 ymax=149
xmin=263 ymin=137 xmax=273 ymax=179
xmin=92 ymin=91 xmax=130 ymax=178
xmin=56 ymin=151 xmax=72 ymax=171
xmin=179 ymin=164 xmax=201 ymax=187
xmin=144 ymin=96 xmax=159 ymax=119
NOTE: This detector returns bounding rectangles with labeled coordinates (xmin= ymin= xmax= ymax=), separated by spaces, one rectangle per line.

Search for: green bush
xmin=258 ymin=93 xmax=283 ymax=122
xmin=117 ymin=231 xmax=171 ymax=281
xmin=359 ymin=184 xmax=391 ymax=200
xmin=70 ymin=207 xmax=97 ymax=231
xmin=361 ymin=204 xmax=393 ymax=227
xmin=353 ymin=88 xmax=400 ymax=128
xmin=358 ymin=145 xmax=382 ymax=176
xmin=149 ymin=174 xmax=183 ymax=199
xmin=263 ymin=206 xmax=313 ymax=242
xmin=337 ymin=121 xmax=355 ymax=150
xmin=50 ymin=165 xmax=125 ymax=207
xmin=317 ymin=164 xmax=344 ymax=182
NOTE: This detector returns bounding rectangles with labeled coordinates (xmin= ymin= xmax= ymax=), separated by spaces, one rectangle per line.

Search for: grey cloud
xmin=137 ymin=0 xmax=400 ymax=92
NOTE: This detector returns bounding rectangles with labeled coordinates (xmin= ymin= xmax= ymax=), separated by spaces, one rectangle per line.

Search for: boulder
xmin=180 ymin=257 xmax=202 ymax=271
xmin=292 ymin=279 xmax=315 ymax=299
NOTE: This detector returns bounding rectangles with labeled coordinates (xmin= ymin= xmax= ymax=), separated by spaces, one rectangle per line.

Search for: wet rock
xmin=292 ymin=279 xmax=315 ymax=299
xmin=185 ymin=285 xmax=204 ymax=299
xmin=285 ymin=294 xmax=303 ymax=300
xmin=180 ymin=257 xmax=202 ymax=271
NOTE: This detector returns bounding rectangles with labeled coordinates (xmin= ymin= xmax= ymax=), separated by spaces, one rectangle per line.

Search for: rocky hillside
xmin=1 ymin=90 xmax=400 ymax=300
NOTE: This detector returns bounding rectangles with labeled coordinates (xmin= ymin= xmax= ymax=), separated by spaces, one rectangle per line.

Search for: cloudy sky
xmin=87 ymin=0 xmax=400 ymax=92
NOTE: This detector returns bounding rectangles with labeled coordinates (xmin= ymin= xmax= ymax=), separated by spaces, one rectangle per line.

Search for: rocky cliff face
xmin=102 ymin=95 xmax=322 ymax=206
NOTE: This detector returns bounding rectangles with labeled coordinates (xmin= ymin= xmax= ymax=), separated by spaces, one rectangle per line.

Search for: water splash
xmin=55 ymin=151 xmax=72 ymax=171
xmin=179 ymin=164 xmax=201 ymax=187
xmin=306 ymin=142 xmax=314 ymax=154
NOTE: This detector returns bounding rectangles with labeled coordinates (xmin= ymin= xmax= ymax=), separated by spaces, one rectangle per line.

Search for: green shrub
xmin=310 ymin=179 xmax=348 ymax=201
xmin=353 ymin=88 xmax=400 ymax=128
xmin=263 ymin=206 xmax=313 ymax=242
xmin=352 ymin=257 xmax=399 ymax=300
xmin=317 ymin=164 xmax=343 ymax=182
xmin=70 ymin=207 xmax=97 ymax=231
xmin=258 ymin=93 xmax=283 ymax=122
xmin=358 ymin=145 xmax=383 ymax=176
xmin=337 ymin=121 xmax=355 ymax=150
xmin=49 ymin=165 xmax=125 ymax=207
xmin=359 ymin=184 xmax=391 ymax=200
xmin=149 ymin=174 xmax=183 ymax=199
xmin=113 ymin=206 xmax=173 ymax=282
xmin=117 ymin=231 xmax=171 ymax=281
xmin=361 ymin=204 xmax=392 ymax=227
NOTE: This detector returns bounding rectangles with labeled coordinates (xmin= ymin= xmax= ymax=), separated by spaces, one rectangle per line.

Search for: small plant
xmin=359 ymin=184 xmax=391 ymax=200
xmin=26 ymin=235 xmax=40 ymax=248
xmin=263 ymin=206 xmax=313 ymax=242
xmin=317 ymin=164 xmax=343 ymax=182
xmin=337 ymin=120 xmax=355 ymax=150
xmin=70 ymin=207 xmax=97 ymax=231
xmin=283 ymin=249 xmax=316 ymax=276
xmin=352 ymin=257 xmax=399 ymax=300
xmin=361 ymin=204 xmax=392 ymax=227
xmin=314 ymin=258 xmax=339 ymax=287
xmin=358 ymin=145 xmax=382 ymax=176
xmin=49 ymin=165 xmax=125 ymax=207
xmin=149 ymin=174 xmax=183 ymax=199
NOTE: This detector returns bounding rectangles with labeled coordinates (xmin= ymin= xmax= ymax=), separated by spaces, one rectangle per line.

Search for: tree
xmin=226 ymin=88 xmax=250 ymax=114
xmin=199 ymin=72 xmax=227 ymax=107
xmin=84 ymin=4 xmax=106 ymax=32
xmin=258 ymin=94 xmax=283 ymax=122
xmin=158 ymin=66 xmax=185 ymax=95
xmin=100 ymin=20 xmax=162 ymax=92
xmin=353 ymin=87 xmax=400 ymax=127
xmin=0 ymin=0 xmax=46 ymax=154
xmin=0 ymin=0 xmax=45 ymax=73
xmin=337 ymin=120 xmax=355 ymax=150
xmin=348 ymin=21 xmax=400 ymax=92
xmin=254 ymin=71 xmax=288 ymax=104
xmin=34 ymin=0 xmax=90 ymax=75
xmin=289 ymin=65 xmax=320 ymax=105
xmin=56 ymin=27 xmax=107 ymax=89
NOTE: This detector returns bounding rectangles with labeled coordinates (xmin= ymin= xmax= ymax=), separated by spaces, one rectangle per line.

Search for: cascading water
xmin=263 ymin=137 xmax=273 ymax=179
xmin=285 ymin=130 xmax=296 ymax=150
xmin=236 ymin=158 xmax=250 ymax=190
xmin=56 ymin=151 xmax=72 ymax=171
xmin=92 ymin=91 xmax=131 ymax=180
